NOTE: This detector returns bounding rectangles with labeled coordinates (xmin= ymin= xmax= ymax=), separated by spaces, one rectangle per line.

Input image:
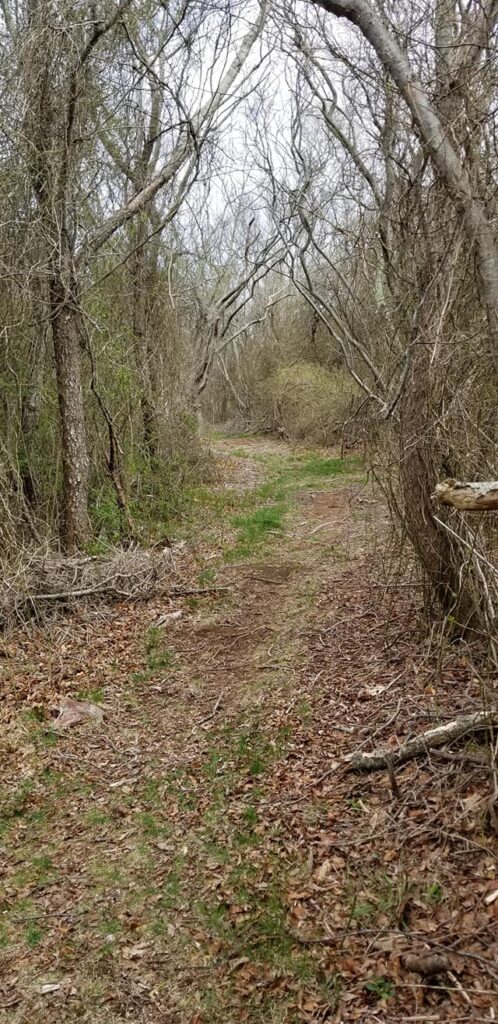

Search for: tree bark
xmin=131 ymin=212 xmax=160 ymax=459
xmin=22 ymin=0 xmax=91 ymax=550
xmin=399 ymin=272 xmax=479 ymax=629
xmin=49 ymin=274 xmax=90 ymax=551
xmin=19 ymin=270 xmax=48 ymax=508
xmin=399 ymin=302 xmax=461 ymax=618
xmin=435 ymin=480 xmax=498 ymax=511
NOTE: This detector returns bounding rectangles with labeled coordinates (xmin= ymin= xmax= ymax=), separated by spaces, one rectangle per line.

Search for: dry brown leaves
xmin=0 ymin=442 xmax=496 ymax=1023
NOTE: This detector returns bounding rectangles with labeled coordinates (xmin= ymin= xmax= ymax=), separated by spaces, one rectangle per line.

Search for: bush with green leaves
xmin=257 ymin=362 xmax=359 ymax=443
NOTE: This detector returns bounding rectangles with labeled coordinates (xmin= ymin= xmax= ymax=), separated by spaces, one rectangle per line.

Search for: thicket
xmin=0 ymin=0 xmax=496 ymax=662
xmin=203 ymin=296 xmax=363 ymax=444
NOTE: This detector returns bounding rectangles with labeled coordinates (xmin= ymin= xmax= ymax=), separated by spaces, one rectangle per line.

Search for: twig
xmin=194 ymin=693 xmax=223 ymax=732
xmin=169 ymin=586 xmax=230 ymax=596
xmin=387 ymin=756 xmax=401 ymax=800
xmin=447 ymin=971 xmax=472 ymax=1005
xmin=431 ymin=748 xmax=489 ymax=767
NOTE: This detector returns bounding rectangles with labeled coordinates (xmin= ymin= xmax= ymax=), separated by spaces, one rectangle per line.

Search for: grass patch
xmin=157 ymin=863 xmax=184 ymax=911
xmin=85 ymin=809 xmax=110 ymax=827
xmin=0 ymin=779 xmax=35 ymax=834
xmin=26 ymin=923 xmax=45 ymax=948
xmin=138 ymin=811 xmax=171 ymax=840
xmin=227 ymin=504 xmax=285 ymax=560
xmin=344 ymin=871 xmax=411 ymax=928
xmin=285 ymin=454 xmax=362 ymax=479
xmin=198 ymin=566 xmax=217 ymax=586
xmin=425 ymin=880 xmax=444 ymax=905
xmin=77 ymin=686 xmax=105 ymax=704
xmin=167 ymin=444 xmax=365 ymax=585
xmin=144 ymin=626 xmax=176 ymax=672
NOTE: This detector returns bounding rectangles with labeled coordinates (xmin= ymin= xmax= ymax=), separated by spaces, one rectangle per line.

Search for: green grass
xmin=77 ymin=686 xmax=105 ymax=704
xmin=284 ymin=454 xmax=362 ymax=479
xmin=227 ymin=504 xmax=285 ymax=559
xmin=85 ymin=809 xmax=110 ymax=827
xmin=138 ymin=811 xmax=171 ymax=839
xmin=198 ymin=566 xmax=217 ymax=586
xmin=343 ymin=870 xmax=412 ymax=929
xmin=26 ymin=923 xmax=45 ymax=948
xmin=31 ymin=853 xmax=54 ymax=875
xmin=426 ymin=880 xmax=444 ymax=904
xmin=144 ymin=626 xmax=176 ymax=672
xmin=0 ymin=779 xmax=35 ymax=834
xmin=157 ymin=864 xmax=184 ymax=911
xmin=351 ymin=900 xmax=376 ymax=921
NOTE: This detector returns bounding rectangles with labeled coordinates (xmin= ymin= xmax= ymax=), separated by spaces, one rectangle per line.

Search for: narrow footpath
xmin=1 ymin=439 xmax=496 ymax=1023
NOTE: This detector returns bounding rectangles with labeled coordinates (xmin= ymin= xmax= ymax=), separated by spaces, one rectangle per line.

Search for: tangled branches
xmin=0 ymin=545 xmax=177 ymax=629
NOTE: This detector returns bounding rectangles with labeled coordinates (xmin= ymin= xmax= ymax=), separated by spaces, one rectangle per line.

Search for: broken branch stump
xmin=434 ymin=479 xmax=498 ymax=511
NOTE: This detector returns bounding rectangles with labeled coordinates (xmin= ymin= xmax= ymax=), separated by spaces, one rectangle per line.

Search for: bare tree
xmin=245 ymin=0 xmax=497 ymax=636
xmin=308 ymin=0 xmax=498 ymax=373
xmin=11 ymin=0 xmax=268 ymax=548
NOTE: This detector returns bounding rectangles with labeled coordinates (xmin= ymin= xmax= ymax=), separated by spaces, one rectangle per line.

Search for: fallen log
xmin=434 ymin=479 xmax=498 ymax=511
xmin=348 ymin=710 xmax=498 ymax=771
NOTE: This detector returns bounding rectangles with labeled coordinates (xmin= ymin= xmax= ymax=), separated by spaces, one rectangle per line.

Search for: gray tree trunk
xmin=131 ymin=211 xmax=161 ymax=460
xmin=49 ymin=274 xmax=90 ymax=551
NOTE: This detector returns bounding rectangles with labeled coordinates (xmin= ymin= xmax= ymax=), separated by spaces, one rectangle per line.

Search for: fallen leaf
xmin=0 ymin=992 xmax=21 ymax=1008
xmin=229 ymin=956 xmax=251 ymax=972
xmin=123 ymin=942 xmax=149 ymax=959
xmin=314 ymin=859 xmax=331 ymax=882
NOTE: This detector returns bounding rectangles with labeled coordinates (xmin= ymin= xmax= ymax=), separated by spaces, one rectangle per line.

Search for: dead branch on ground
xmin=0 ymin=546 xmax=177 ymax=628
xmin=347 ymin=710 xmax=498 ymax=771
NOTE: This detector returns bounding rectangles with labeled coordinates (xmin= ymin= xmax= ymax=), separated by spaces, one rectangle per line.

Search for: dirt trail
xmin=1 ymin=440 xmax=496 ymax=1023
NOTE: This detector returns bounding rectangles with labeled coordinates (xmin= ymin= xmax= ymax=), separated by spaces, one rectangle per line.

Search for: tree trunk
xmin=131 ymin=212 xmax=160 ymax=459
xmin=399 ymin=285 xmax=477 ymax=629
xmin=19 ymin=268 xmax=49 ymax=508
xmin=311 ymin=0 xmax=494 ymax=631
xmin=49 ymin=274 xmax=90 ymax=551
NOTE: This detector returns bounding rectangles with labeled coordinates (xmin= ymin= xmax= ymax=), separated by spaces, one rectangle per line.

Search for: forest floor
xmin=1 ymin=437 xmax=497 ymax=1023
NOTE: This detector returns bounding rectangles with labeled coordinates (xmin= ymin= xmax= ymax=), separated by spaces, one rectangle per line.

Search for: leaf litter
xmin=0 ymin=437 xmax=496 ymax=1023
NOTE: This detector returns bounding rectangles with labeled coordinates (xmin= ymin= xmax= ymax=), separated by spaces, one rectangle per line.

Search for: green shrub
xmin=89 ymin=493 xmax=124 ymax=546
xmin=257 ymin=362 xmax=359 ymax=443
